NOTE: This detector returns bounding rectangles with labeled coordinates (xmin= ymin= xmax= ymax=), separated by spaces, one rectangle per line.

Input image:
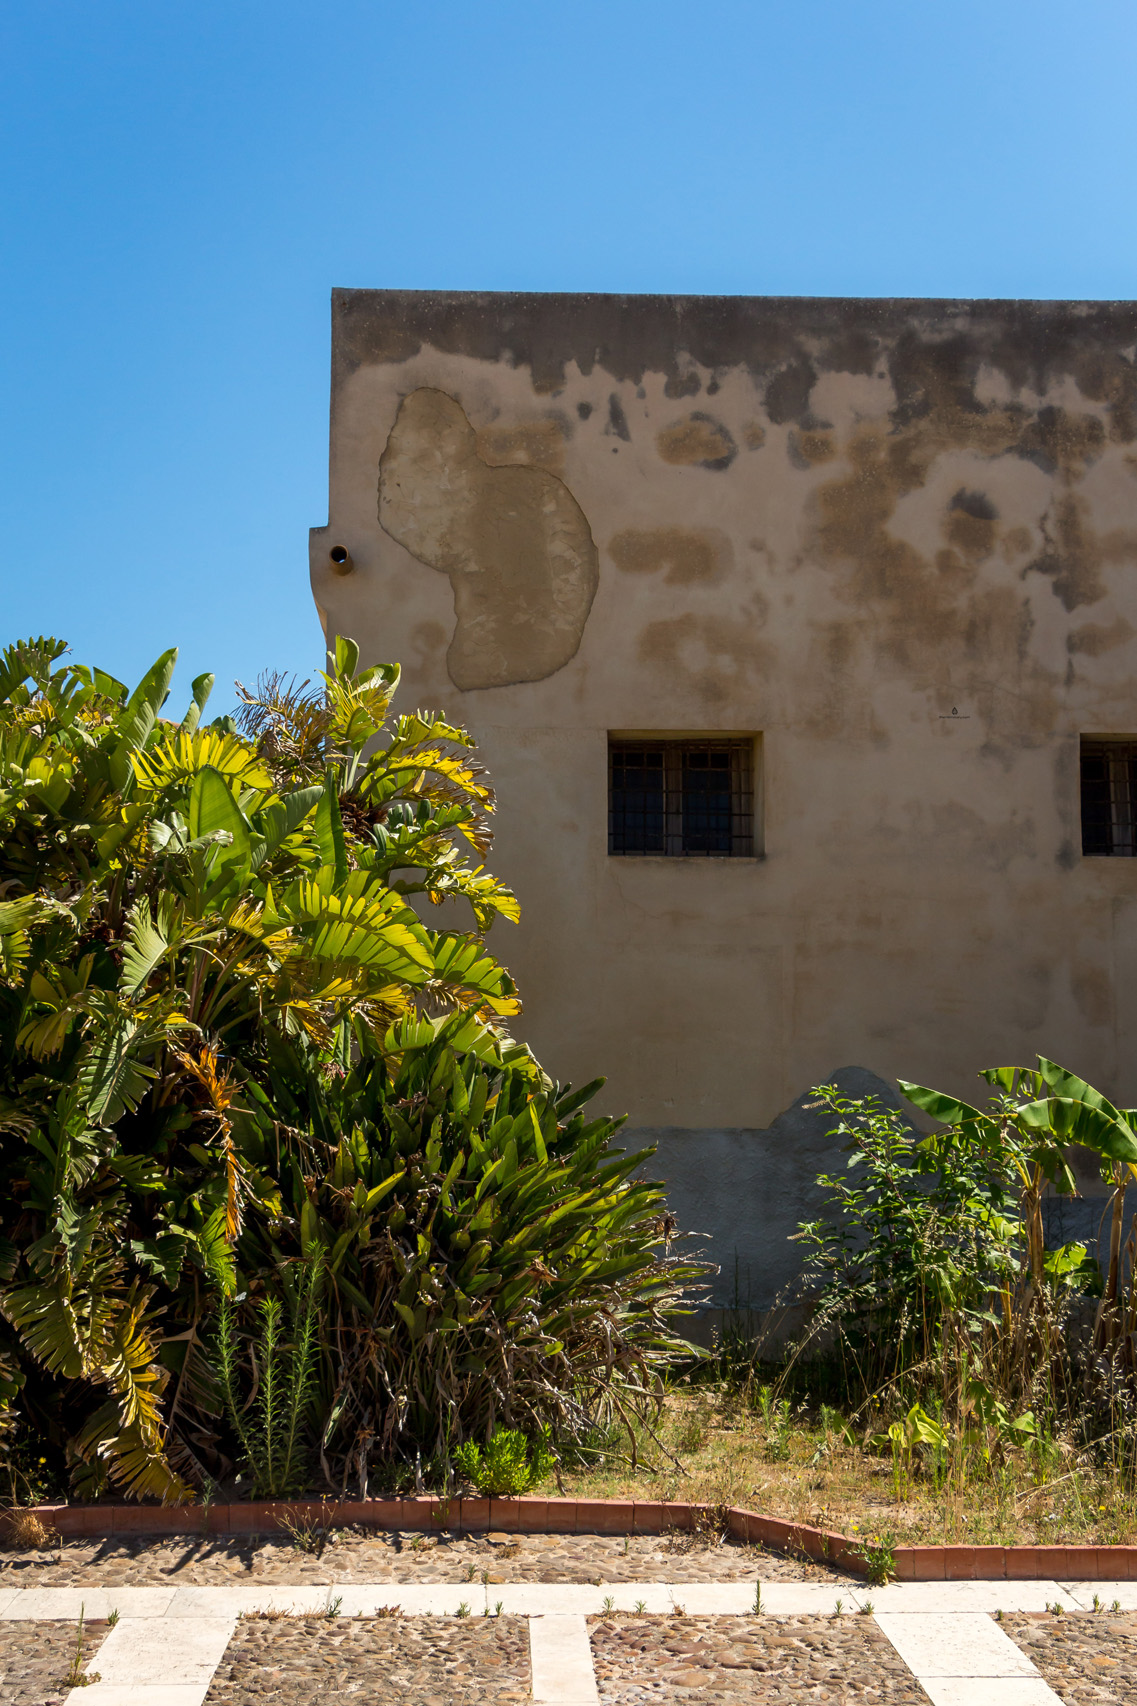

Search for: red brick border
xmin=11 ymin=1497 xmax=1135 ymax=1579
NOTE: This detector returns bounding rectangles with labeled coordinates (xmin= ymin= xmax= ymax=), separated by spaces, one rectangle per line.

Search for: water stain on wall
xmin=379 ymin=388 xmax=599 ymax=691
xmin=608 ymin=526 xmax=732 ymax=585
xmin=812 ymin=383 xmax=1137 ymax=733
xmin=656 ymin=412 xmax=737 ymax=470
xmin=788 ymin=429 xmax=837 ymax=469
xmin=638 ymin=611 xmax=772 ymax=707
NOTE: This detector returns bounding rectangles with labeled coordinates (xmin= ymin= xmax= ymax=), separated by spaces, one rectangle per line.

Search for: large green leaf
xmin=179 ymin=671 xmax=215 ymax=733
xmin=108 ymin=647 xmax=178 ymax=786
xmin=313 ymin=773 xmax=348 ymax=886
xmin=120 ymin=899 xmax=173 ymax=996
xmin=188 ymin=765 xmax=252 ymax=862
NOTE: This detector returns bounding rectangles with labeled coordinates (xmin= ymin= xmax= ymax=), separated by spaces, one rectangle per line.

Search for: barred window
xmin=608 ymin=738 xmax=754 ymax=857
xmin=1082 ymin=737 xmax=1137 ymax=856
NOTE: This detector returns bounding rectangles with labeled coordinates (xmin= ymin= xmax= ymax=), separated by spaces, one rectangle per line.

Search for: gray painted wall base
xmin=622 ymin=1066 xmax=901 ymax=1313
xmin=625 ymin=1066 xmax=1121 ymax=1323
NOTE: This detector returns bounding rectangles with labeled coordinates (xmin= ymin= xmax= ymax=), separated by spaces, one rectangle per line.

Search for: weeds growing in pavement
xmin=65 ymin=1606 xmax=100 ymax=1689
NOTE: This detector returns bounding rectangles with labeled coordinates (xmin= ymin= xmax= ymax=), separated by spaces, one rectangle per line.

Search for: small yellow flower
xmin=37 ymin=1457 xmax=45 ymax=1465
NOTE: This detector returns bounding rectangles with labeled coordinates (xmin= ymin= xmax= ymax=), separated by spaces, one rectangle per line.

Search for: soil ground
xmin=543 ymin=1386 xmax=1137 ymax=1550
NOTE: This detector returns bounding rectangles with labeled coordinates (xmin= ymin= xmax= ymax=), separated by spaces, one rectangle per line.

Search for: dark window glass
xmin=608 ymin=739 xmax=753 ymax=857
xmin=1081 ymin=739 xmax=1137 ymax=856
xmin=609 ymin=747 xmax=665 ymax=853
xmin=682 ymin=749 xmax=733 ymax=853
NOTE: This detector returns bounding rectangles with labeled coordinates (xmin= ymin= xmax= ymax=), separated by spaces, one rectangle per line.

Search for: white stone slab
xmin=5 ymin=1587 xmax=177 ymax=1620
xmin=91 ymin=1616 xmax=235 ymax=1687
xmin=66 ymin=1689 xmax=209 ymax=1706
xmin=918 ymin=1681 xmax=1065 ymax=1706
xmin=529 ymin=1614 xmax=599 ymax=1705
xmin=333 ymin=1582 xmax=486 ymax=1616
xmin=0 ymin=1588 xmax=19 ymax=1616
xmin=875 ymin=1612 xmax=1040 ymax=1678
xmin=672 ymin=1581 xmax=868 ymax=1616
xmin=166 ymin=1583 xmax=328 ymax=1618
xmin=1062 ymin=1580 xmax=1137 ymax=1610
xmin=867 ymin=1581 xmax=1076 ymax=1613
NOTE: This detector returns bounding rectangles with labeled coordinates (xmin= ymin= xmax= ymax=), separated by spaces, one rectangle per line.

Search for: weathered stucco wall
xmin=311 ymin=291 xmax=1137 ymax=1304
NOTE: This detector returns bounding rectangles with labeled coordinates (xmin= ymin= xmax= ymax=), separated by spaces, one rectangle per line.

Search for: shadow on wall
xmin=621 ymin=1065 xmax=903 ymax=1316
xmin=624 ymin=1068 xmax=1126 ymax=1346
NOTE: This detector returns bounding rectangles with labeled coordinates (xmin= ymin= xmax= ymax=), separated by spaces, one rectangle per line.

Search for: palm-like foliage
xmin=230 ymin=1011 xmax=700 ymax=1488
xmin=0 ymin=635 xmax=523 ymax=1500
xmin=0 ymin=635 xmax=696 ymax=1504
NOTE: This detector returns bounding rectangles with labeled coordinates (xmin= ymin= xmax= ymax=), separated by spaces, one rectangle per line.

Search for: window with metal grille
xmin=1081 ymin=738 xmax=1137 ymax=856
xmin=608 ymin=738 xmax=754 ymax=857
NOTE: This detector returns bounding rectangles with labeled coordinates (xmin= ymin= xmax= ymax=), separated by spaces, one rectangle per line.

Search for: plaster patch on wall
xmin=475 ymin=416 xmax=568 ymax=475
xmin=608 ymin=526 xmax=732 ymax=585
xmin=378 ymin=388 xmax=599 ymax=690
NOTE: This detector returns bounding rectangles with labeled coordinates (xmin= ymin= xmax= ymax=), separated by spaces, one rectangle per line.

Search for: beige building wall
xmin=310 ymin=291 xmax=1137 ymax=1305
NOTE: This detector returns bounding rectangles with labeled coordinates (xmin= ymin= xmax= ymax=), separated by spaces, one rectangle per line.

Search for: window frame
xmin=607 ymin=733 xmax=759 ymax=859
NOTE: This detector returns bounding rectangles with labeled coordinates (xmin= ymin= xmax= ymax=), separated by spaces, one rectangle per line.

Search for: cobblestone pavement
xmin=1005 ymin=1610 xmax=1137 ymax=1704
xmin=589 ymin=1614 xmax=933 ymax=1704
xmin=0 ymin=1529 xmax=840 ymax=1587
xmin=0 ymin=1618 xmax=108 ymax=1703
xmin=203 ymin=1613 xmax=531 ymax=1704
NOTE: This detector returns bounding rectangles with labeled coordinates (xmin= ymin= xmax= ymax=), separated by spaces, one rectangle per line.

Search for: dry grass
xmin=1 ymin=1506 xmax=58 ymax=1550
xmin=535 ymin=1386 xmax=1137 ymax=1549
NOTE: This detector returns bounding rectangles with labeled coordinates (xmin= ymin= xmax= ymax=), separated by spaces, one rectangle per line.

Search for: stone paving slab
xmin=866 ymin=1583 xmax=1076 ymax=1614
xmin=589 ymin=1612 xmax=933 ymax=1704
xmin=201 ymin=1613 xmax=532 ymax=1705
xmin=1062 ymin=1580 xmax=1137 ymax=1610
xmin=0 ymin=1530 xmax=832 ymax=1589
xmin=530 ymin=1615 xmax=599 ymax=1703
xmin=1006 ymin=1611 xmax=1137 ymax=1705
xmin=915 ymin=1684 xmax=1064 ymax=1706
xmin=3 ymin=1587 xmax=177 ymax=1619
xmin=0 ymin=1617 xmax=107 ymax=1702
xmin=0 ymin=1579 xmax=1085 ymax=1619
xmin=0 ymin=1581 xmax=872 ymax=1620
xmin=63 ymin=1691 xmax=211 ymax=1706
xmin=87 ymin=1616 xmax=236 ymax=1687
xmin=875 ymin=1613 xmax=1041 ymax=1678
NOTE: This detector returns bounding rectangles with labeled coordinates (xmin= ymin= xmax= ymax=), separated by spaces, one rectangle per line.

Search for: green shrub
xmin=0 ymin=636 xmax=700 ymax=1501
xmin=452 ymin=1427 xmax=552 ymax=1496
xmin=226 ymin=1008 xmax=704 ymax=1477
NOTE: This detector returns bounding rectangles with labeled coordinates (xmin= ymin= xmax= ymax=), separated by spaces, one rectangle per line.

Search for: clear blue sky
xmin=3 ymin=0 xmax=1135 ymax=710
